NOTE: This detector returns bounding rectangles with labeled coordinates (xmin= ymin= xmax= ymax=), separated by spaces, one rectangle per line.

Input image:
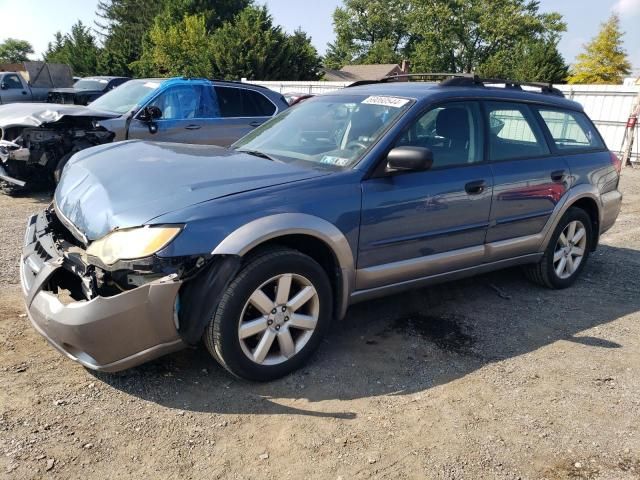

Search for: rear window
xmin=537 ymin=109 xmax=605 ymax=151
xmin=215 ymin=86 xmax=276 ymax=117
xmin=486 ymin=102 xmax=550 ymax=161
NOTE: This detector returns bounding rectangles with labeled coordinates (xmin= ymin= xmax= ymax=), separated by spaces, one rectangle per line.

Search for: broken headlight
xmin=86 ymin=226 xmax=182 ymax=266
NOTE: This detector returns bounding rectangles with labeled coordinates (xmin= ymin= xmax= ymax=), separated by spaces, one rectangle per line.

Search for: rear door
xmin=484 ymin=101 xmax=569 ymax=258
xmin=0 ymin=74 xmax=30 ymax=103
xmin=212 ymin=86 xmax=277 ymax=146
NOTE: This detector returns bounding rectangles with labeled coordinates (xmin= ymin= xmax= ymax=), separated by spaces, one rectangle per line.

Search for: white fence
xmin=244 ymin=80 xmax=640 ymax=162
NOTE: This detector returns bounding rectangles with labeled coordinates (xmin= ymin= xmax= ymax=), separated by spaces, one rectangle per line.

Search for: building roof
xmin=322 ymin=64 xmax=405 ymax=82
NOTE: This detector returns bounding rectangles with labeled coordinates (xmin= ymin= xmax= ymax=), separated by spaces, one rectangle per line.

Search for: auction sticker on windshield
xmin=362 ymin=96 xmax=410 ymax=108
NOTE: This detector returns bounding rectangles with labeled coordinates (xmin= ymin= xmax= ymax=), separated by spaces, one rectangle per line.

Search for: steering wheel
xmin=345 ymin=141 xmax=368 ymax=151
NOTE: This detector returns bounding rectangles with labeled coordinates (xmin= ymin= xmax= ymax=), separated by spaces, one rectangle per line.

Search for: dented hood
xmin=0 ymin=103 xmax=119 ymax=129
xmin=54 ymin=140 xmax=330 ymax=241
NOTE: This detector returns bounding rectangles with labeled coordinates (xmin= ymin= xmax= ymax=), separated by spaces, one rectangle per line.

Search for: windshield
xmin=74 ymin=78 xmax=109 ymax=91
xmin=89 ymin=79 xmax=162 ymax=114
xmin=233 ymin=94 xmax=413 ymax=168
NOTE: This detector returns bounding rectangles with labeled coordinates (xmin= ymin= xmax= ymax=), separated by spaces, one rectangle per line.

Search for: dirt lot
xmin=1 ymin=170 xmax=640 ymax=480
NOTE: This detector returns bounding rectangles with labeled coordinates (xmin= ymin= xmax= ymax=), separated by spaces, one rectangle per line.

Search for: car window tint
xmin=215 ymin=86 xmax=276 ymax=117
xmin=4 ymin=74 xmax=23 ymax=89
xmin=537 ymin=109 xmax=604 ymax=150
xmin=148 ymin=85 xmax=220 ymax=120
xmin=396 ymin=101 xmax=483 ymax=168
xmin=242 ymin=89 xmax=276 ymax=116
xmin=486 ymin=102 xmax=550 ymax=161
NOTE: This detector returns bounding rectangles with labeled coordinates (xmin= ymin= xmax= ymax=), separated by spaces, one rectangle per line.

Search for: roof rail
xmin=208 ymin=78 xmax=270 ymax=90
xmin=347 ymin=72 xmax=469 ymax=88
xmin=347 ymin=72 xmax=565 ymax=97
xmin=448 ymin=76 xmax=564 ymax=97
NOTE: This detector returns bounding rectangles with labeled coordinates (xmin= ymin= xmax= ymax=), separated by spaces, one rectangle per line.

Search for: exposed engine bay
xmin=0 ymin=117 xmax=114 ymax=193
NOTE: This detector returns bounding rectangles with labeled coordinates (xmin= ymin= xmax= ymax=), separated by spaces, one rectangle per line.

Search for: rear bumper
xmin=21 ymin=212 xmax=186 ymax=372
xmin=600 ymin=189 xmax=623 ymax=234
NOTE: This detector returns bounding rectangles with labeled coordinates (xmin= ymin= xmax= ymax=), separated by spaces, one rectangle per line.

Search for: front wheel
xmin=204 ymin=247 xmax=333 ymax=381
xmin=525 ymin=207 xmax=593 ymax=289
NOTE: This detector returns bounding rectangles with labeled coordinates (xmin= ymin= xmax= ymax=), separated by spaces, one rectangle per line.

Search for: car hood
xmin=0 ymin=103 xmax=119 ymax=128
xmin=55 ymin=140 xmax=331 ymax=241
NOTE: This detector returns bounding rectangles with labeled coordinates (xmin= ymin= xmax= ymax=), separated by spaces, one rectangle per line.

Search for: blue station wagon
xmin=20 ymin=75 xmax=622 ymax=380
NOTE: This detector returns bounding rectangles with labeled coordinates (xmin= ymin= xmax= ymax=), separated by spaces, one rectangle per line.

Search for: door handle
xmin=185 ymin=124 xmax=201 ymax=130
xmin=21 ymin=91 xmax=27 ymax=95
xmin=551 ymin=169 xmax=567 ymax=182
xmin=465 ymin=180 xmax=487 ymax=195
xmin=249 ymin=121 xmax=262 ymax=127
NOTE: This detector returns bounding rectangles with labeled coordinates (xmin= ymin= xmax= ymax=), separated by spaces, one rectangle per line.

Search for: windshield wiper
xmin=236 ymin=149 xmax=276 ymax=161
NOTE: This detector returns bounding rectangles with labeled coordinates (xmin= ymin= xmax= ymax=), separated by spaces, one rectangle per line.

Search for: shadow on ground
xmin=94 ymin=244 xmax=640 ymax=419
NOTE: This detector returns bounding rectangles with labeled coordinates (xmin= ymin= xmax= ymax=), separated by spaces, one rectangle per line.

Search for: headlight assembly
xmin=86 ymin=226 xmax=182 ymax=265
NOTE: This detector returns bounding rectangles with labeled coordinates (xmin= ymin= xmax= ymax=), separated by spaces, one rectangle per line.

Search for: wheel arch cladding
xmin=212 ymin=213 xmax=355 ymax=320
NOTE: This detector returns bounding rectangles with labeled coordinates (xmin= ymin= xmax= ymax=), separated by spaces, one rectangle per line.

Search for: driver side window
xmin=146 ymin=86 xmax=219 ymax=120
xmin=3 ymin=74 xmax=23 ymax=89
xmin=397 ymin=101 xmax=483 ymax=168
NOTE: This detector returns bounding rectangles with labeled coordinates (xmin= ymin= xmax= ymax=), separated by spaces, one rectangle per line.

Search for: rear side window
xmin=215 ymin=86 xmax=276 ymax=117
xmin=485 ymin=102 xmax=550 ymax=161
xmin=537 ymin=109 xmax=605 ymax=151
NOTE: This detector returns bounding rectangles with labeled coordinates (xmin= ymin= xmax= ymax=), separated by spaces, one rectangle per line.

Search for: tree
xmin=45 ymin=22 xmax=101 ymax=76
xmin=130 ymin=14 xmax=214 ymax=77
xmin=158 ymin=0 xmax=252 ymax=31
xmin=283 ymin=29 xmax=322 ymax=81
xmin=0 ymin=38 xmax=34 ymax=63
xmin=408 ymin=0 xmax=566 ymax=73
xmin=211 ymin=6 xmax=320 ymax=80
xmin=324 ymin=0 xmax=411 ymax=68
xmin=95 ymin=0 xmax=166 ymax=75
xmin=567 ymin=14 xmax=631 ymax=84
xmin=479 ymin=38 xmax=568 ymax=83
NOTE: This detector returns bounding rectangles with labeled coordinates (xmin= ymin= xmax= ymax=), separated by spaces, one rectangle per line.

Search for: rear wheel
xmin=204 ymin=247 xmax=332 ymax=381
xmin=525 ymin=207 xmax=592 ymax=289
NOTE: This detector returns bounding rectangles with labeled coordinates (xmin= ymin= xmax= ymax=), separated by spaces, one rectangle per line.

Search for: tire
xmin=525 ymin=207 xmax=593 ymax=289
xmin=204 ymin=247 xmax=333 ymax=381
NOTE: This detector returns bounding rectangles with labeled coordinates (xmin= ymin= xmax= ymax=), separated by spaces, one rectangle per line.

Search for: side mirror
xmin=0 ymin=82 xmax=7 ymax=90
xmin=138 ymin=105 xmax=162 ymax=122
xmin=386 ymin=146 xmax=434 ymax=173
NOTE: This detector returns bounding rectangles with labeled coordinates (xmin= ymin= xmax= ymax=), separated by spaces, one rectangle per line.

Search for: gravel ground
xmin=2 ymin=170 xmax=640 ymax=479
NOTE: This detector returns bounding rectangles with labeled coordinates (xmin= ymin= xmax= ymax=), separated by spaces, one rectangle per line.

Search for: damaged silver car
xmin=0 ymin=77 xmax=288 ymax=193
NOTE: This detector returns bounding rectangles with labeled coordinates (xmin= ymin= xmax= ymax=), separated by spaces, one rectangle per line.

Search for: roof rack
xmin=348 ymin=72 xmax=470 ymax=88
xmin=347 ymin=72 xmax=565 ymax=97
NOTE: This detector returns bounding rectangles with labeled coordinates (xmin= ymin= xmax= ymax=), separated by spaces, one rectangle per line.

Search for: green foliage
xmin=44 ymin=22 xmax=100 ymax=77
xmin=567 ymin=14 xmax=631 ymax=85
xmin=0 ymin=38 xmax=34 ymax=63
xmin=130 ymin=14 xmax=214 ymax=78
xmin=325 ymin=0 xmax=411 ymax=68
xmin=210 ymin=6 xmax=320 ymax=80
xmin=479 ymin=39 xmax=569 ymax=83
xmin=157 ymin=0 xmax=252 ymax=31
xmin=95 ymin=0 xmax=166 ymax=75
xmin=408 ymin=0 xmax=566 ymax=73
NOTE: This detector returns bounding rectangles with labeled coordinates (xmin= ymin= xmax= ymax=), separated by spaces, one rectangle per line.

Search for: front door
xmin=1 ymin=74 xmax=29 ymax=103
xmin=128 ymin=85 xmax=222 ymax=145
xmin=358 ymin=101 xmax=493 ymax=290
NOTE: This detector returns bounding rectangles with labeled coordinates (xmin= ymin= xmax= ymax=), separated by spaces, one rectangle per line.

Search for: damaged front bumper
xmin=20 ymin=211 xmax=186 ymax=372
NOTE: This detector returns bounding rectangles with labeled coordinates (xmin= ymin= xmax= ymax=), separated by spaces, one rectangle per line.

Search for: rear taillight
xmin=610 ymin=151 xmax=622 ymax=174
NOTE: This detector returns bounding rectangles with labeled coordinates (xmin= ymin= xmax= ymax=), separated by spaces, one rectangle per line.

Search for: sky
xmin=0 ymin=0 xmax=638 ymax=73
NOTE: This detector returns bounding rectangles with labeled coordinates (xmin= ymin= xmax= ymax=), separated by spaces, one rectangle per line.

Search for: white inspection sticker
xmin=143 ymin=82 xmax=161 ymax=89
xmin=321 ymin=155 xmax=350 ymax=166
xmin=362 ymin=95 xmax=410 ymax=108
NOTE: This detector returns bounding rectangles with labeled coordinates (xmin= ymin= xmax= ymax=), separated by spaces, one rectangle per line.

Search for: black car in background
xmin=47 ymin=76 xmax=131 ymax=105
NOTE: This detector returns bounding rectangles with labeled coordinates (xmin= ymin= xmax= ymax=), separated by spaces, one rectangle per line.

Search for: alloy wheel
xmin=238 ymin=273 xmax=320 ymax=366
xmin=553 ymin=220 xmax=587 ymax=279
